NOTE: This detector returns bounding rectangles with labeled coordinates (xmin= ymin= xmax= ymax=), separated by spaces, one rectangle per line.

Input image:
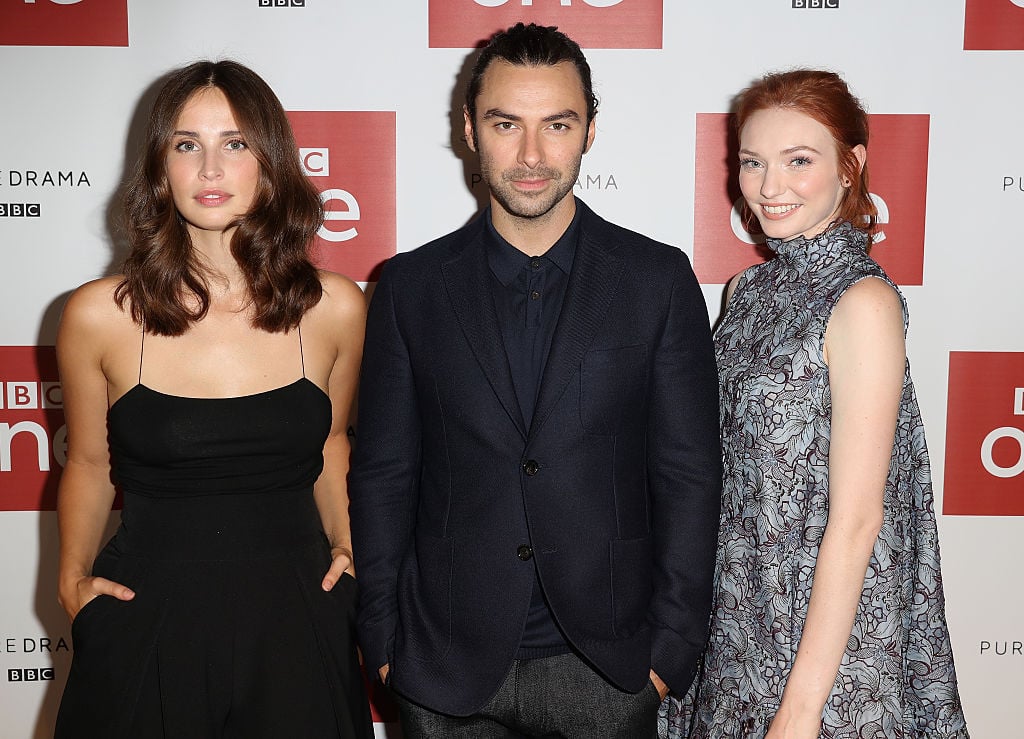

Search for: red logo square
xmin=0 ymin=346 xmax=62 ymax=511
xmin=964 ymin=0 xmax=1024 ymax=50
xmin=428 ymin=0 xmax=663 ymax=49
xmin=0 ymin=0 xmax=128 ymax=47
xmin=944 ymin=352 xmax=1024 ymax=515
xmin=287 ymin=112 xmax=397 ymax=282
xmin=692 ymin=113 xmax=930 ymax=286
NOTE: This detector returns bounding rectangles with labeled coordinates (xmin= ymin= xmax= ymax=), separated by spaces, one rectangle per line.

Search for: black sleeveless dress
xmin=55 ymin=378 xmax=374 ymax=738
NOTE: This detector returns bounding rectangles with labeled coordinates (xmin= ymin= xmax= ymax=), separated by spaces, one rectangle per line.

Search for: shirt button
xmin=517 ymin=545 xmax=534 ymax=561
xmin=530 ymin=259 xmax=541 ymax=269
xmin=530 ymin=290 xmax=540 ymax=300
xmin=522 ymin=459 xmax=540 ymax=476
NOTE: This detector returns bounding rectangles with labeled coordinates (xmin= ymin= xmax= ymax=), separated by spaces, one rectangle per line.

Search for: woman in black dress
xmin=54 ymin=60 xmax=373 ymax=738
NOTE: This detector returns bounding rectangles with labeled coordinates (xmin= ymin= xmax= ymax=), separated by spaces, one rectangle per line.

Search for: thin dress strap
xmin=297 ymin=323 xmax=306 ymax=379
xmin=138 ymin=321 xmax=146 ymax=385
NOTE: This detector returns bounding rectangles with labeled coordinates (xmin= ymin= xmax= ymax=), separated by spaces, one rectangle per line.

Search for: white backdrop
xmin=1 ymin=1 xmax=1022 ymax=737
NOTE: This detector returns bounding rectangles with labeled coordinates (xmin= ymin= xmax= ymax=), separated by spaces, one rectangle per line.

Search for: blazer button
xmin=517 ymin=544 xmax=534 ymax=561
xmin=522 ymin=459 xmax=540 ymax=476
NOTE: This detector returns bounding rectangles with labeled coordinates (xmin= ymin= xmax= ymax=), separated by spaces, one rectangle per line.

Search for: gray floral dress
xmin=660 ymin=222 xmax=968 ymax=738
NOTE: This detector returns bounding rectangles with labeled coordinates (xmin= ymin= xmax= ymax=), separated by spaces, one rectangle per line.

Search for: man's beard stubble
xmin=477 ymin=138 xmax=586 ymax=221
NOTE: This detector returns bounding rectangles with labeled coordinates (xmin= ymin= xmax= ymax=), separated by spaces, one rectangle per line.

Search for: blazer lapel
xmin=441 ymin=232 xmax=528 ymax=438
xmin=530 ymin=222 xmax=623 ymax=439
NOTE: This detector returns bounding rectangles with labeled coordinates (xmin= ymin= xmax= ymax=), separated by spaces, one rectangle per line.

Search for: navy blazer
xmin=349 ymin=200 xmax=721 ymax=716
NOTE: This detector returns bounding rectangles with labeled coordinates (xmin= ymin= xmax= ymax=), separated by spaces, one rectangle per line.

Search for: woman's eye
xmin=174 ymin=140 xmax=198 ymax=152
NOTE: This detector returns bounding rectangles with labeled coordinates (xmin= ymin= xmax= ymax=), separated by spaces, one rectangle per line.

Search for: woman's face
xmin=165 ymin=87 xmax=259 ymax=242
xmin=738 ymin=107 xmax=858 ymax=241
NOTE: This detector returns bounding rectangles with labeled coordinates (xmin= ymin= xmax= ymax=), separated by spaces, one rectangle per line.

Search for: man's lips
xmin=504 ymin=168 xmax=560 ymax=192
xmin=511 ymin=178 xmax=550 ymax=191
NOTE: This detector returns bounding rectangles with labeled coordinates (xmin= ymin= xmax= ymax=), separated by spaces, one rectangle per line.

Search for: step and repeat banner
xmin=1 ymin=1 xmax=1021 ymax=736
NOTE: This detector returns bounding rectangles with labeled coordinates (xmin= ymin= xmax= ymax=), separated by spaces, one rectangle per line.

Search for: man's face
xmin=465 ymin=60 xmax=595 ymax=224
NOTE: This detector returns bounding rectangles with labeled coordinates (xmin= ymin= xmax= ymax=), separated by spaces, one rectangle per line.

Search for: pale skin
xmin=380 ymin=62 xmax=669 ymax=702
xmin=726 ymin=109 xmax=905 ymax=738
xmin=56 ymin=87 xmax=366 ymax=623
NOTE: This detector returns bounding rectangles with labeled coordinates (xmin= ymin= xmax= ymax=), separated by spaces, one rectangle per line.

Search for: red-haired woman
xmin=54 ymin=60 xmax=373 ymax=738
xmin=662 ymin=70 xmax=968 ymax=738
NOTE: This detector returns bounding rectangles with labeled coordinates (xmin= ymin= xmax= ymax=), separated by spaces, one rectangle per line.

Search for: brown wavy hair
xmin=115 ymin=59 xmax=323 ymax=335
xmin=733 ymin=69 xmax=877 ymax=236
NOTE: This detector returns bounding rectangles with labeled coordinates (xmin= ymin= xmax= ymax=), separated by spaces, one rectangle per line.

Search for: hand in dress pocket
xmin=60 ymin=575 xmax=135 ymax=623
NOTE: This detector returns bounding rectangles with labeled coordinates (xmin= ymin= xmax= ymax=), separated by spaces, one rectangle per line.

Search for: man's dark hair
xmin=464 ymin=22 xmax=599 ymax=129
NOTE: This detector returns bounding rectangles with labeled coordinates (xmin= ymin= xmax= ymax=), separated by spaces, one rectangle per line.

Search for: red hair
xmin=734 ymin=69 xmax=877 ymax=235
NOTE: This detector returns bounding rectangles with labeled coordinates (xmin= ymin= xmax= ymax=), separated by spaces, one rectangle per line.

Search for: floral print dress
xmin=660 ymin=222 xmax=968 ymax=738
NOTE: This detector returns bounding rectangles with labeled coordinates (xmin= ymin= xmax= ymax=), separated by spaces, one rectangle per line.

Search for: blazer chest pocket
xmin=580 ymin=344 xmax=648 ymax=435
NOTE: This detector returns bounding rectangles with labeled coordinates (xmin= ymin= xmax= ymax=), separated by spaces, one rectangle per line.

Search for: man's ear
xmin=463 ymin=106 xmax=477 ymax=152
xmin=583 ymin=116 xmax=596 ymax=154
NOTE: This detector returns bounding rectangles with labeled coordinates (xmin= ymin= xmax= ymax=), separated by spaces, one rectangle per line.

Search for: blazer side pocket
xmin=609 ymin=535 xmax=653 ymax=637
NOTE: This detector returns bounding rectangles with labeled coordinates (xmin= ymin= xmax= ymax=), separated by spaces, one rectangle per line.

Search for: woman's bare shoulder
xmin=315 ymin=270 xmax=368 ymax=321
xmin=62 ymin=276 xmax=127 ymax=321
xmin=60 ymin=276 xmax=137 ymax=339
xmin=831 ymin=276 xmax=903 ymax=329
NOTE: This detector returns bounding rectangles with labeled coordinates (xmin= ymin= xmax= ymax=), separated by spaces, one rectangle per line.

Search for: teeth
xmin=763 ymin=204 xmax=799 ymax=215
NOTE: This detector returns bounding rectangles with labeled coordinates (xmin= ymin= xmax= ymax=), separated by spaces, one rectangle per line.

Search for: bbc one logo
xmin=792 ymin=0 xmax=839 ymax=6
xmin=691 ymin=113 xmax=929 ymax=286
xmin=0 ymin=203 xmax=41 ymax=218
xmin=428 ymin=0 xmax=663 ymax=49
xmin=258 ymin=0 xmax=305 ymax=6
xmin=965 ymin=0 xmax=1024 ymax=50
xmin=0 ymin=0 xmax=129 ymax=47
xmin=9 ymin=668 xmax=56 ymax=682
xmin=297 ymin=148 xmax=361 ymax=245
xmin=0 ymin=347 xmax=65 ymax=512
xmin=944 ymin=352 xmax=1024 ymax=516
xmin=287 ymin=112 xmax=396 ymax=282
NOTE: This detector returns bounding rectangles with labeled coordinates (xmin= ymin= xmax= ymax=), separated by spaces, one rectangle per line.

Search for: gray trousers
xmin=392 ymin=651 xmax=660 ymax=738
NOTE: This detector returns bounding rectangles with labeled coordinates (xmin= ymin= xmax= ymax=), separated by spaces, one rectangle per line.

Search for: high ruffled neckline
xmin=766 ymin=220 xmax=868 ymax=263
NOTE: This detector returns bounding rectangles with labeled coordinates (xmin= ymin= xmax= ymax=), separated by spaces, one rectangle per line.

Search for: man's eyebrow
xmin=480 ymin=109 xmax=582 ymax=123
xmin=481 ymin=109 xmax=522 ymax=121
xmin=543 ymin=110 xmax=581 ymax=123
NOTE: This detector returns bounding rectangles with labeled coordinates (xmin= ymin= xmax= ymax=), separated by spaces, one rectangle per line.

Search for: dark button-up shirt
xmin=485 ymin=207 xmax=580 ymax=657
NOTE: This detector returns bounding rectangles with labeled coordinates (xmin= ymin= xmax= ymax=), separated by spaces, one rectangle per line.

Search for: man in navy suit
xmin=349 ymin=22 xmax=721 ymax=738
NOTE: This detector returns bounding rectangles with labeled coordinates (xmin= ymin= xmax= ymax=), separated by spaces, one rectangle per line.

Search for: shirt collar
xmin=485 ymin=205 xmax=580 ymax=287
